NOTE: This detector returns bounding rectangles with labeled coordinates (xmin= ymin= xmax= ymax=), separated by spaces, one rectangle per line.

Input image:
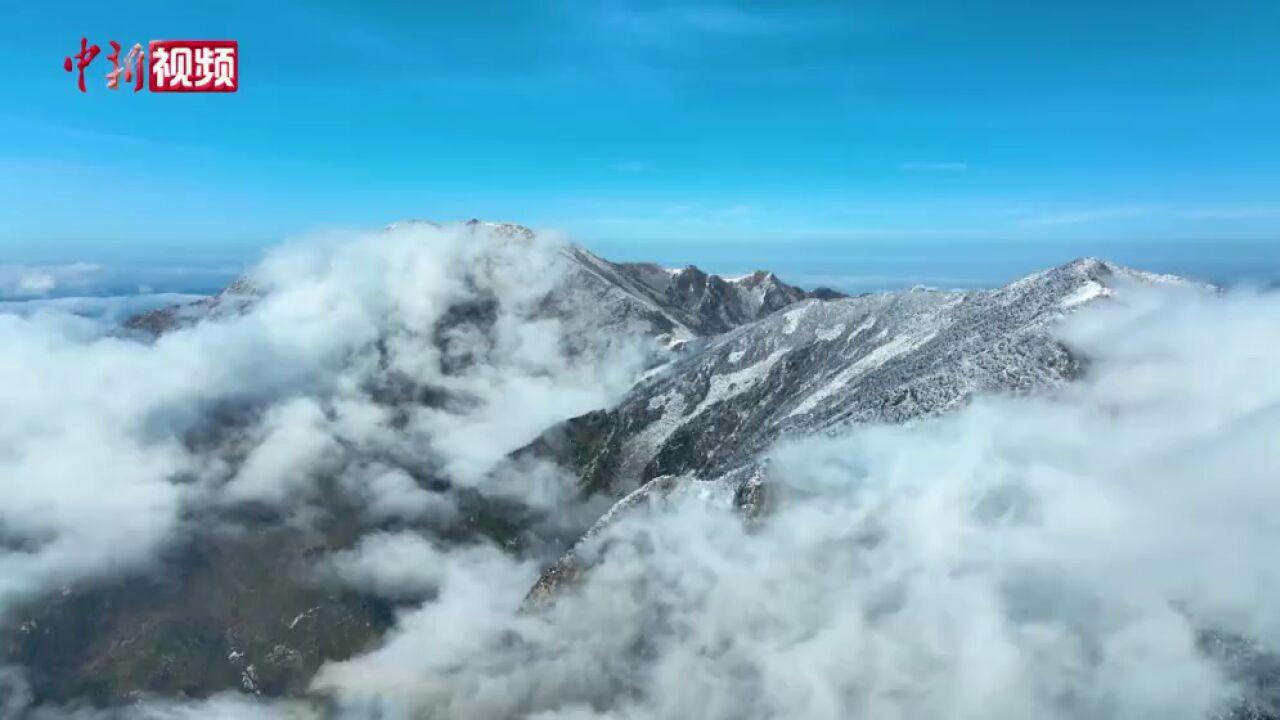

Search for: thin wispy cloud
xmin=0 ymin=263 xmax=102 ymax=299
xmin=609 ymin=160 xmax=651 ymax=174
xmin=1012 ymin=203 xmax=1280 ymax=230
xmin=577 ymin=205 xmax=757 ymax=237
xmin=781 ymin=272 xmax=979 ymax=292
xmin=1017 ymin=206 xmax=1153 ymax=227
xmin=0 ymin=114 xmax=210 ymax=156
xmin=597 ymin=2 xmax=810 ymax=40
xmin=599 ymin=2 xmax=778 ymax=37
xmin=669 ymin=5 xmax=778 ymax=34
xmin=899 ymin=161 xmax=969 ymax=173
xmin=0 ymin=263 xmax=239 ymax=299
xmin=1177 ymin=205 xmax=1280 ymax=221
xmin=281 ymin=0 xmax=418 ymax=65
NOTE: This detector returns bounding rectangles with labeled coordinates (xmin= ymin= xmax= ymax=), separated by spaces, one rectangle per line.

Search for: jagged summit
xmin=1021 ymin=255 xmax=1186 ymax=286
xmin=463 ymin=218 xmax=536 ymax=239
xmin=563 ymin=248 xmax=843 ymax=340
xmin=381 ymin=218 xmax=535 ymax=239
xmin=727 ymin=269 xmax=775 ymax=283
xmin=382 ymin=218 xmax=441 ymax=230
xmin=523 ymin=254 xmax=1193 ymax=497
xmin=124 ymin=222 xmax=841 ymax=341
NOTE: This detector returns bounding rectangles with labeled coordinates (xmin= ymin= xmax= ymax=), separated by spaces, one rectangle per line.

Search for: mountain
xmin=520 ymin=258 xmax=1190 ymax=604
xmin=6 ymin=233 xmax=1212 ymax=713
xmin=520 ymin=257 xmax=1180 ymax=501
xmin=122 ymin=220 xmax=840 ymax=343
xmin=557 ymin=245 xmax=842 ymax=343
xmin=121 ymin=277 xmax=260 ymax=335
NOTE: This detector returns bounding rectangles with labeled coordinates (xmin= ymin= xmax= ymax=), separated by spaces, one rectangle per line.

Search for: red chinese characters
xmin=149 ymin=40 xmax=238 ymax=93
xmin=106 ymin=41 xmax=146 ymax=92
xmin=63 ymin=37 xmax=102 ymax=93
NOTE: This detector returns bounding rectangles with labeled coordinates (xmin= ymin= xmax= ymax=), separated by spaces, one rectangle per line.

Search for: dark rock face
xmin=1200 ymin=630 xmax=1280 ymax=719
xmin=554 ymin=247 xmax=841 ymax=343
xmin=0 ymin=475 xmax=551 ymax=707
xmin=3 ymin=524 xmax=395 ymax=704
xmin=121 ymin=278 xmax=260 ymax=337
xmin=597 ymin=262 xmax=838 ymax=337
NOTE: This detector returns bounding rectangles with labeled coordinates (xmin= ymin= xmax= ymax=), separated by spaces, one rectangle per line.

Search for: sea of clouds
xmin=1 ymin=223 xmax=1278 ymax=719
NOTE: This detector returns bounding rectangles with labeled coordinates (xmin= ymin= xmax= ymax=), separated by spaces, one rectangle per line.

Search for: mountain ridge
xmin=122 ymin=221 xmax=841 ymax=342
xmin=519 ymin=256 xmax=1206 ymax=606
xmin=519 ymin=255 xmax=1185 ymax=499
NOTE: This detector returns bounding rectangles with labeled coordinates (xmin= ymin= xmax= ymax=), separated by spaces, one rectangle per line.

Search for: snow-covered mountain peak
xmin=381 ymin=218 xmax=441 ymax=231
xmin=557 ymin=245 xmax=842 ymax=338
xmin=381 ymin=218 xmax=537 ymax=240
xmin=727 ymin=269 xmax=775 ymax=284
xmin=527 ymin=255 xmax=1190 ymax=499
xmin=462 ymin=218 xmax=536 ymax=239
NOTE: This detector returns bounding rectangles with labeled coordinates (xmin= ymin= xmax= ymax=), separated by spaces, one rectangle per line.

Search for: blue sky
xmin=3 ymin=0 xmax=1279 ymax=291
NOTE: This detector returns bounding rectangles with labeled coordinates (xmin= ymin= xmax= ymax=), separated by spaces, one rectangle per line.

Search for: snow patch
xmin=815 ymin=323 xmax=846 ymax=342
xmin=789 ymin=328 xmax=939 ymax=418
xmin=690 ymin=348 xmax=787 ymax=419
xmin=782 ymin=304 xmax=811 ymax=334
xmin=620 ymin=392 xmax=690 ymax=488
xmin=1060 ymin=280 xmax=1110 ymax=309
xmin=287 ymin=606 xmax=318 ymax=630
xmin=648 ymin=388 xmax=680 ymax=411
xmin=846 ymin=315 xmax=876 ymax=344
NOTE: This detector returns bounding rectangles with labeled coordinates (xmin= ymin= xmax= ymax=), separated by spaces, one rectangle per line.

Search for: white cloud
xmin=341 ymin=463 xmax=456 ymax=523
xmin=311 ymin=283 xmax=1280 ymax=720
xmin=0 ymin=263 xmax=101 ymax=299
xmin=0 ymin=222 xmax=645 ymax=625
xmin=315 ymin=531 xmax=449 ymax=600
xmin=222 ymin=397 xmax=342 ymax=506
xmin=0 ymin=293 xmax=207 ymax=325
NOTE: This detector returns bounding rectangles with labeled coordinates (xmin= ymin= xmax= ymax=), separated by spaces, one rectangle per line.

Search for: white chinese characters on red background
xmin=150 ymin=40 xmax=238 ymax=93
